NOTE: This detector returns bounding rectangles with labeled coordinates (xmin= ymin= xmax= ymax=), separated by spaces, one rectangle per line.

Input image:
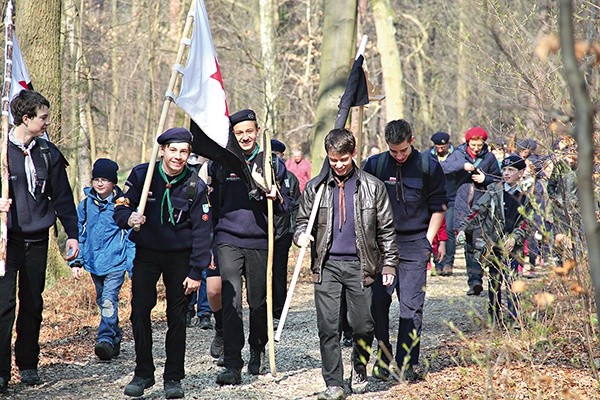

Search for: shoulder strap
xmin=375 ymin=153 xmax=387 ymax=178
xmin=187 ymin=170 xmax=199 ymax=206
xmin=420 ymin=152 xmax=430 ymax=201
xmin=37 ymin=138 xmax=52 ymax=177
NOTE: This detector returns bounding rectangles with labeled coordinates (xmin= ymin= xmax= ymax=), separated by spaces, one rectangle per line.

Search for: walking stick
xmin=133 ymin=2 xmax=195 ymax=230
xmin=0 ymin=0 xmax=15 ymax=277
xmin=263 ymin=130 xmax=277 ymax=376
xmin=275 ymin=184 xmax=324 ymax=342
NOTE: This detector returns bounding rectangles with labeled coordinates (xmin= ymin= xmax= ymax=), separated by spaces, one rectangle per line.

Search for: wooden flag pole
xmin=263 ymin=129 xmax=277 ymax=376
xmin=275 ymin=184 xmax=324 ymax=342
xmin=0 ymin=0 xmax=15 ymax=277
xmin=133 ymin=2 xmax=195 ymax=230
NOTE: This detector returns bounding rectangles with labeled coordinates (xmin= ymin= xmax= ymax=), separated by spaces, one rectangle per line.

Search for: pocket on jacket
xmin=402 ymin=177 xmax=423 ymax=202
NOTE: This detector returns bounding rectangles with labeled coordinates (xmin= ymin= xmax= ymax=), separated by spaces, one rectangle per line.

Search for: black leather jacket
xmin=294 ymin=166 xmax=398 ymax=284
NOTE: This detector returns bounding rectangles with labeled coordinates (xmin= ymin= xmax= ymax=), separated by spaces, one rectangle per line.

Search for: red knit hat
xmin=464 ymin=127 xmax=488 ymax=142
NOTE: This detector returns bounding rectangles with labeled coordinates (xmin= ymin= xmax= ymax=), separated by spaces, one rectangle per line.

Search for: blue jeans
xmin=188 ymin=269 xmax=210 ymax=317
xmin=91 ymin=271 xmax=126 ymax=346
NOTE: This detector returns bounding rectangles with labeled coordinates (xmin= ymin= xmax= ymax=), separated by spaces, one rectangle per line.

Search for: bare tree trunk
xmin=371 ymin=0 xmax=403 ymax=121
xmin=108 ymin=0 xmax=121 ymax=159
xmin=311 ymin=0 xmax=358 ymax=174
xmin=558 ymin=0 xmax=600 ymax=335
xmin=456 ymin=0 xmax=469 ymax=132
xmin=259 ymin=0 xmax=278 ymax=134
xmin=14 ymin=0 xmax=62 ymax=140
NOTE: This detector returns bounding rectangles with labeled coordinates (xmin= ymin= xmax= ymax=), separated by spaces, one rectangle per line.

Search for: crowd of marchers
xmin=0 ymin=90 xmax=580 ymax=400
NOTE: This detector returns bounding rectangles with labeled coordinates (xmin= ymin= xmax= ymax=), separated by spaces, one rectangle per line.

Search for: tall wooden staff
xmin=133 ymin=2 xmax=195 ymax=230
xmin=263 ymin=130 xmax=276 ymax=376
xmin=0 ymin=0 xmax=15 ymax=277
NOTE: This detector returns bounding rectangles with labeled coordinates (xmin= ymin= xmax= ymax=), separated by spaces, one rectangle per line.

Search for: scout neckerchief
xmin=333 ymin=168 xmax=354 ymax=231
xmin=9 ymin=129 xmax=37 ymax=199
xmin=245 ymin=144 xmax=260 ymax=166
xmin=158 ymin=161 xmax=189 ymax=225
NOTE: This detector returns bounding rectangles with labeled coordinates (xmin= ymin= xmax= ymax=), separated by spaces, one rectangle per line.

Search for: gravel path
xmin=6 ymin=251 xmax=487 ymax=399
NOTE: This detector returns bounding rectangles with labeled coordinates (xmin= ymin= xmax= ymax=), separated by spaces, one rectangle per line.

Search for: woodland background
xmin=0 ymin=0 xmax=598 ymax=200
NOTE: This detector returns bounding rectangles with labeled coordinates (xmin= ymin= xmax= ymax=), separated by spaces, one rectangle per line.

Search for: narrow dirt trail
xmin=6 ymin=252 xmax=489 ymax=399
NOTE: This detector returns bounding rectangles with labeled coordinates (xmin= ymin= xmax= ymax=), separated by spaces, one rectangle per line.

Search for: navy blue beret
xmin=271 ymin=139 xmax=286 ymax=153
xmin=157 ymin=127 xmax=193 ymax=145
xmin=502 ymin=155 xmax=526 ymax=171
xmin=431 ymin=131 xmax=450 ymax=145
xmin=230 ymin=109 xmax=257 ymax=127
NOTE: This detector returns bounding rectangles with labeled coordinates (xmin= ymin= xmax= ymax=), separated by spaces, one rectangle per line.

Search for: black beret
xmin=92 ymin=158 xmax=119 ymax=184
xmin=157 ymin=127 xmax=193 ymax=145
xmin=230 ymin=109 xmax=257 ymax=127
xmin=271 ymin=139 xmax=286 ymax=153
xmin=431 ymin=131 xmax=450 ymax=145
xmin=502 ymin=154 xmax=526 ymax=171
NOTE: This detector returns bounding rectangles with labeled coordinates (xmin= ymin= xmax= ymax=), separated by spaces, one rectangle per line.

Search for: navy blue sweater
xmin=6 ymin=140 xmax=78 ymax=241
xmin=113 ymin=162 xmax=213 ymax=280
xmin=329 ymin=172 xmax=358 ymax=260
xmin=209 ymin=154 xmax=293 ymax=250
xmin=363 ymin=149 xmax=447 ymax=241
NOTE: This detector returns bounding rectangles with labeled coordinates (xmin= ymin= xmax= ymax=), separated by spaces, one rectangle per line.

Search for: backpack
xmin=375 ymin=151 xmax=431 ymax=200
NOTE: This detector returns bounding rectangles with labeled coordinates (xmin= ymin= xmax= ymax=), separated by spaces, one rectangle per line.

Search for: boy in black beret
xmin=210 ymin=109 xmax=294 ymax=385
xmin=457 ymin=154 xmax=531 ymax=326
xmin=0 ymin=90 xmax=79 ymax=392
xmin=114 ymin=127 xmax=213 ymax=399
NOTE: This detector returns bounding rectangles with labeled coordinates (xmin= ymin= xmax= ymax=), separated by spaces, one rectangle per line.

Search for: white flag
xmin=175 ymin=0 xmax=229 ymax=148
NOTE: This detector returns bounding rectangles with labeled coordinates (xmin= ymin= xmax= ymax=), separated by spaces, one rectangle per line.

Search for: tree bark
xmin=14 ymin=0 xmax=62 ymax=139
xmin=456 ymin=0 xmax=469 ymax=132
xmin=371 ymin=0 xmax=403 ymax=121
xmin=311 ymin=0 xmax=358 ymax=175
xmin=558 ymin=0 xmax=600 ymax=334
xmin=259 ymin=0 xmax=278 ymax=135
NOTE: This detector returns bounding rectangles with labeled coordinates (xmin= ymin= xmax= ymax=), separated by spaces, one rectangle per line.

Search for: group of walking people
xmin=0 ymin=89 xmax=577 ymax=400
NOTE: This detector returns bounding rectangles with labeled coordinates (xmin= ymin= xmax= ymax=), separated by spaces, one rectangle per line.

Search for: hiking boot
xmin=94 ymin=341 xmax=114 ymax=361
xmin=198 ymin=315 xmax=213 ymax=330
xmin=248 ymin=347 xmax=265 ymax=375
xmin=350 ymin=365 xmax=367 ymax=393
xmin=467 ymin=283 xmax=483 ymax=296
xmin=164 ymin=380 xmax=184 ymax=399
xmin=124 ymin=375 xmax=155 ymax=397
xmin=403 ymin=365 xmax=424 ymax=383
xmin=210 ymin=329 xmax=224 ymax=358
xmin=0 ymin=376 xmax=8 ymax=394
xmin=20 ymin=369 xmax=41 ymax=386
xmin=441 ymin=265 xmax=453 ymax=276
xmin=112 ymin=341 xmax=121 ymax=358
xmin=216 ymin=368 xmax=241 ymax=385
xmin=372 ymin=363 xmax=390 ymax=380
xmin=317 ymin=385 xmax=345 ymax=400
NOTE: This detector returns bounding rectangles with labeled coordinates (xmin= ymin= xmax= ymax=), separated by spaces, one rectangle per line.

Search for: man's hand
xmin=0 ymin=198 xmax=12 ymax=212
xmin=65 ymin=239 xmax=80 ymax=261
xmin=128 ymin=211 xmax=146 ymax=228
xmin=436 ymin=241 xmax=446 ymax=262
xmin=265 ymin=185 xmax=278 ymax=200
xmin=183 ymin=277 xmax=201 ymax=296
xmin=471 ymin=169 xmax=485 ymax=184
xmin=297 ymin=232 xmax=314 ymax=248
xmin=382 ymin=273 xmax=395 ymax=287
xmin=456 ymin=231 xmax=466 ymax=246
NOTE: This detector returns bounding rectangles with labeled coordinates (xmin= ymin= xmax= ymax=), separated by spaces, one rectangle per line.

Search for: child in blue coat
xmin=70 ymin=158 xmax=135 ymax=361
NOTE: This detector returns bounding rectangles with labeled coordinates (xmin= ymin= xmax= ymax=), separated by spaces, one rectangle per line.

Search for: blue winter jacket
xmin=72 ymin=186 xmax=135 ymax=276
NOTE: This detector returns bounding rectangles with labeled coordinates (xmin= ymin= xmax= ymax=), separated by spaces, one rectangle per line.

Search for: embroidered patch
xmin=202 ymin=214 xmax=209 ymax=221
xmin=115 ymin=197 xmax=130 ymax=207
xmin=202 ymin=204 xmax=209 ymax=213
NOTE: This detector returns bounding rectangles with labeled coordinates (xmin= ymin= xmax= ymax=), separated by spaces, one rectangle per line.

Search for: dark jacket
xmin=294 ymin=165 xmax=398 ymax=285
xmin=274 ymin=170 xmax=301 ymax=241
xmin=6 ymin=140 xmax=78 ymax=241
xmin=439 ymin=142 xmax=501 ymax=204
xmin=113 ymin=162 xmax=213 ymax=280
